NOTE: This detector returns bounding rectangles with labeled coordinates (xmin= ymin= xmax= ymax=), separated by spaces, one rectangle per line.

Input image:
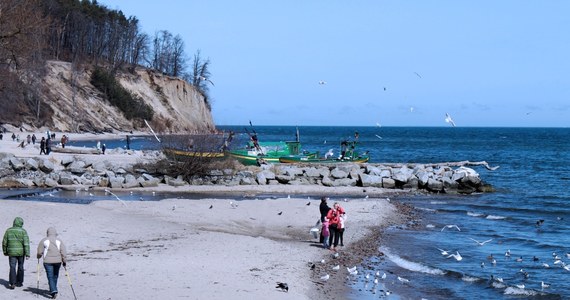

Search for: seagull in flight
xmin=437 ymin=248 xmax=451 ymax=256
xmin=441 ymin=224 xmax=461 ymax=232
xmin=469 ymin=238 xmax=493 ymax=246
xmin=447 ymin=251 xmax=463 ymax=261
xmin=445 ymin=113 xmax=456 ymax=127
xmin=198 ymin=76 xmax=214 ymax=86
xmin=318 ymin=80 xmax=327 ymax=85
xmin=414 ymin=72 xmax=422 ymax=79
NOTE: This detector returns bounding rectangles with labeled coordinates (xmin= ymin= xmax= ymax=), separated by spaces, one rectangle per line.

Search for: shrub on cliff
xmin=90 ymin=67 xmax=154 ymax=121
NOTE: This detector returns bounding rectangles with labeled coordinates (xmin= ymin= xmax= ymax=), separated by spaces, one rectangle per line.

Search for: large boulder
xmin=359 ymin=174 xmax=383 ymax=188
xmin=39 ymin=159 xmax=55 ymax=173
xmin=330 ymin=168 xmax=348 ymax=179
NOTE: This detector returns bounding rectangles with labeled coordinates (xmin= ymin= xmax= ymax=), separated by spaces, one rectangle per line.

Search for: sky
xmin=99 ymin=0 xmax=570 ymax=127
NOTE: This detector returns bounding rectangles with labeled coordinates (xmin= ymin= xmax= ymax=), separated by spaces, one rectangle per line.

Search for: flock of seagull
xmin=433 ymin=222 xmax=568 ymax=296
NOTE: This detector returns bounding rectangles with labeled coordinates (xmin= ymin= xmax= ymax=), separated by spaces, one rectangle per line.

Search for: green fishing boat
xmin=229 ymin=140 xmax=304 ymax=165
xmin=279 ymin=132 xmax=369 ymax=164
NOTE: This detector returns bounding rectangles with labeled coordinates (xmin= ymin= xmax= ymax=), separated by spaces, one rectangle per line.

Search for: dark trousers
xmin=339 ymin=228 xmax=345 ymax=246
xmin=328 ymin=225 xmax=340 ymax=248
xmin=8 ymin=256 xmax=25 ymax=286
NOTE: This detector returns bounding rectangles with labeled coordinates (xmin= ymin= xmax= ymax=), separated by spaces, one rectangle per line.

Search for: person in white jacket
xmin=36 ymin=227 xmax=67 ymax=299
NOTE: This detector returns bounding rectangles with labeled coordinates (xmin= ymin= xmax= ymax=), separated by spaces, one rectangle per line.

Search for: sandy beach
xmin=1 ymin=127 xmax=408 ymax=299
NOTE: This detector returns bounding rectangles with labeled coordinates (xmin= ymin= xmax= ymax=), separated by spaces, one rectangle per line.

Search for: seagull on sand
xmin=469 ymin=238 xmax=493 ymax=246
xmin=320 ymin=274 xmax=330 ymax=281
xmin=445 ymin=113 xmax=456 ymax=127
xmin=332 ymin=265 xmax=340 ymax=271
xmin=347 ymin=266 xmax=357 ymax=273
xmin=275 ymin=282 xmax=289 ymax=292
xmin=441 ymin=224 xmax=461 ymax=232
xmin=397 ymin=276 xmax=410 ymax=283
xmin=447 ymin=251 xmax=463 ymax=261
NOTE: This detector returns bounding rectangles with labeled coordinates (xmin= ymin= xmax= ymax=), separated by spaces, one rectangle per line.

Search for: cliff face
xmin=40 ymin=60 xmax=215 ymax=133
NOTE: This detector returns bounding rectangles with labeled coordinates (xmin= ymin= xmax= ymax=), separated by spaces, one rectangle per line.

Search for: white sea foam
xmin=467 ymin=212 xmax=484 ymax=217
xmin=486 ymin=215 xmax=506 ymax=220
xmin=430 ymin=201 xmax=447 ymax=205
xmin=503 ymin=287 xmax=539 ymax=296
xmin=417 ymin=207 xmax=437 ymax=212
xmin=461 ymin=275 xmax=481 ymax=282
xmin=380 ymin=246 xmax=445 ymax=275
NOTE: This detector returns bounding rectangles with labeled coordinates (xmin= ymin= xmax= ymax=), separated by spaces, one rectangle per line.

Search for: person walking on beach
xmin=31 ymin=134 xmax=36 ymax=144
xmin=46 ymin=137 xmax=52 ymax=155
xmin=2 ymin=217 xmax=30 ymax=289
xmin=326 ymin=202 xmax=345 ymax=251
xmin=60 ymin=135 xmax=67 ymax=149
xmin=126 ymin=134 xmax=131 ymax=150
xmin=40 ymin=137 xmax=46 ymax=155
xmin=37 ymin=227 xmax=67 ymax=299
xmin=319 ymin=197 xmax=331 ymax=243
xmin=322 ymin=218 xmax=330 ymax=249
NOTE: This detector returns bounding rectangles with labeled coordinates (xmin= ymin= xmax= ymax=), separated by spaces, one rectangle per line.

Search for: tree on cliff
xmin=0 ymin=0 xmax=53 ymax=124
xmin=190 ymin=50 xmax=213 ymax=110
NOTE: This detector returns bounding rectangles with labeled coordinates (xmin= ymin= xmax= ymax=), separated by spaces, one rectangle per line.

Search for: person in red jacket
xmin=326 ymin=202 xmax=345 ymax=251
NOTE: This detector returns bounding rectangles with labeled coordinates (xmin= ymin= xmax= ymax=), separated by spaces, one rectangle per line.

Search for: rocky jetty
xmin=0 ymin=150 xmax=494 ymax=194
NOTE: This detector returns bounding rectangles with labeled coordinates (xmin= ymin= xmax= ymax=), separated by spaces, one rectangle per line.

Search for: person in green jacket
xmin=2 ymin=217 xmax=30 ymax=289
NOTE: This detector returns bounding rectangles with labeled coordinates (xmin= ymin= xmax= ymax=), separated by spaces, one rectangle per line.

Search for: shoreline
xmin=0 ymin=195 xmax=408 ymax=300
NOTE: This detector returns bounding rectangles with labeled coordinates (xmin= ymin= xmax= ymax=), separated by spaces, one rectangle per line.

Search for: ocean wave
xmin=467 ymin=212 xmax=484 ymax=217
xmin=503 ymin=286 xmax=540 ymax=296
xmin=486 ymin=215 xmax=507 ymax=220
xmin=417 ymin=207 xmax=437 ymax=212
xmin=379 ymin=246 xmax=446 ymax=275
xmin=429 ymin=201 xmax=447 ymax=205
xmin=461 ymin=275 xmax=482 ymax=282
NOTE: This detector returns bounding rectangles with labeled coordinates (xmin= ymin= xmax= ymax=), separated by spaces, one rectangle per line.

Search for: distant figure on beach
xmin=2 ymin=217 xmax=30 ymax=290
xmin=126 ymin=135 xmax=131 ymax=150
xmin=46 ymin=130 xmax=50 ymax=139
xmin=37 ymin=227 xmax=67 ymax=299
xmin=11 ymin=133 xmax=16 ymax=141
xmin=326 ymin=202 xmax=345 ymax=251
xmin=102 ymin=143 xmax=106 ymax=154
xmin=96 ymin=141 xmax=101 ymax=152
xmin=46 ymin=138 xmax=52 ymax=155
xmin=26 ymin=134 xmax=31 ymax=145
xmin=40 ymin=137 xmax=46 ymax=155
xmin=319 ymin=197 xmax=331 ymax=243
xmin=322 ymin=218 xmax=330 ymax=249
xmin=60 ymin=135 xmax=67 ymax=149
xmin=31 ymin=134 xmax=36 ymax=144
xmin=339 ymin=212 xmax=347 ymax=247
xmin=0 ymin=132 xmax=3 ymax=140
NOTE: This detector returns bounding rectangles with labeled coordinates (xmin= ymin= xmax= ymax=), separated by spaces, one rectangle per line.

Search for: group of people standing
xmin=2 ymin=217 xmax=67 ymax=299
xmin=319 ymin=197 xmax=347 ymax=251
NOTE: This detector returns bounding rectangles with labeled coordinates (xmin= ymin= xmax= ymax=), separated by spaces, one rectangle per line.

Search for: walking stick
xmin=36 ymin=259 xmax=40 ymax=297
xmin=64 ymin=266 xmax=78 ymax=300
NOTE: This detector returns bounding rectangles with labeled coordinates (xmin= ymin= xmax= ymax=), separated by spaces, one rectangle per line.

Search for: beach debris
xmin=230 ymin=201 xmax=238 ymax=209
xmin=306 ymin=202 xmax=311 ymax=206
xmin=209 ymin=205 xmax=213 ymax=209
xmin=278 ymin=211 xmax=283 ymax=215
xmin=275 ymin=282 xmax=288 ymax=292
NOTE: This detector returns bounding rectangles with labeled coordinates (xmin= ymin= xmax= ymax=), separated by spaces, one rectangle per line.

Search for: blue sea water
xmin=5 ymin=126 xmax=570 ymax=299
xmin=220 ymin=126 xmax=570 ymax=300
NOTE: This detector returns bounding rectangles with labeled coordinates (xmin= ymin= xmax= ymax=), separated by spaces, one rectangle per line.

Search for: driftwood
xmin=376 ymin=160 xmax=500 ymax=171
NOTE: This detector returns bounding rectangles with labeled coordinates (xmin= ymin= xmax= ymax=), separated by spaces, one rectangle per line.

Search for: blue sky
xmin=100 ymin=1 xmax=569 ymax=127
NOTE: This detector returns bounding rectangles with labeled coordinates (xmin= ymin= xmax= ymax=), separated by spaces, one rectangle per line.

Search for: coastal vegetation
xmin=0 ymin=0 xmax=213 ymax=128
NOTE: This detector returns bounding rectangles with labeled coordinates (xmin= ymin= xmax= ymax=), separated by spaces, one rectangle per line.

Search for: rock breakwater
xmin=0 ymin=150 xmax=494 ymax=194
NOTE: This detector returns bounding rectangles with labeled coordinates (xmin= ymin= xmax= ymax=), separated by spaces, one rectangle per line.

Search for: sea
xmin=3 ymin=126 xmax=570 ymax=299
